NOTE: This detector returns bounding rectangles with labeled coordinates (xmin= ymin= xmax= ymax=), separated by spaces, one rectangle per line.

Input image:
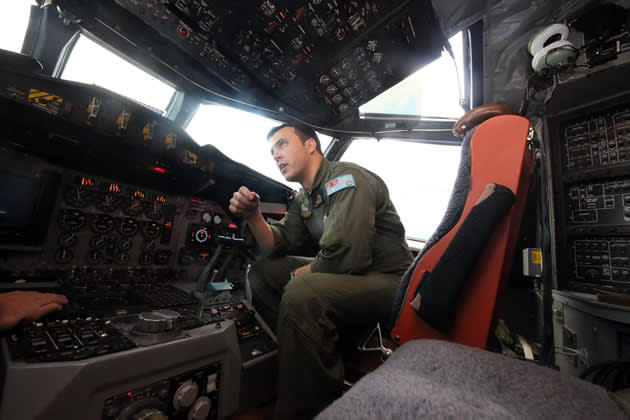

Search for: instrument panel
xmin=53 ymin=0 xmax=445 ymax=125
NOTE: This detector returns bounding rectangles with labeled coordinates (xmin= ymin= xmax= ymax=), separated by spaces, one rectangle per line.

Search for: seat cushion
xmin=317 ymin=339 xmax=628 ymax=419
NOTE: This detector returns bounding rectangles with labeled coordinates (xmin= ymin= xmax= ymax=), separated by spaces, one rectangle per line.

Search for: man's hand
xmin=229 ymin=186 xmax=261 ymax=221
xmin=292 ymin=265 xmax=312 ymax=279
xmin=0 ymin=291 xmax=68 ymax=332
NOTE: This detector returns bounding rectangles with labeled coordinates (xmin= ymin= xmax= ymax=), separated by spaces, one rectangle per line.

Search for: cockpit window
xmin=61 ymin=35 xmax=176 ymax=115
xmin=186 ymin=104 xmax=332 ymax=187
xmin=340 ymin=138 xmax=461 ymax=242
xmin=1 ymin=1 xmax=37 ymax=53
xmin=359 ymin=32 xmax=465 ymax=119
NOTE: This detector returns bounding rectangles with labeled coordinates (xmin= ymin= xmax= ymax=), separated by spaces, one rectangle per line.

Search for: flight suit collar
xmin=305 ymin=158 xmax=330 ymax=197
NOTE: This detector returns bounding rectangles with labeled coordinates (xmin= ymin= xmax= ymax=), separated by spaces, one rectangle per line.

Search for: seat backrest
xmin=389 ymin=106 xmax=533 ymax=349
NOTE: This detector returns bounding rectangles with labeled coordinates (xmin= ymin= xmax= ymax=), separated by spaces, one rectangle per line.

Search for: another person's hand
xmin=229 ymin=186 xmax=261 ymax=221
xmin=291 ymin=265 xmax=312 ymax=279
xmin=0 ymin=291 xmax=68 ymax=332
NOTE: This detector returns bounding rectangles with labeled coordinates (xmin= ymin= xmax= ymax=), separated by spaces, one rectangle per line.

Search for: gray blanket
xmin=317 ymin=339 xmax=628 ymax=419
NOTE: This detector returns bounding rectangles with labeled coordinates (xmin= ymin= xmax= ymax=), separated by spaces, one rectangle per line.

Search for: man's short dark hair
xmin=267 ymin=123 xmax=323 ymax=155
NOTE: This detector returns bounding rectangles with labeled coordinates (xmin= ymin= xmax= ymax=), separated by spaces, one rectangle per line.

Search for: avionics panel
xmin=549 ymin=90 xmax=630 ymax=293
xmin=0 ymin=65 xmax=285 ymax=419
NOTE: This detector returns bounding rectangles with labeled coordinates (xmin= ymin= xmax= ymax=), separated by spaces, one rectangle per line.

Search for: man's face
xmin=270 ymin=127 xmax=314 ymax=183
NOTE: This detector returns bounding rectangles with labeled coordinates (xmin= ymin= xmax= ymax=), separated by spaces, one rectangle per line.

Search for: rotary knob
xmin=173 ymin=380 xmax=198 ymax=411
xmin=132 ymin=408 xmax=168 ymax=420
xmin=188 ymin=396 xmax=212 ymax=420
xmin=136 ymin=310 xmax=180 ymax=333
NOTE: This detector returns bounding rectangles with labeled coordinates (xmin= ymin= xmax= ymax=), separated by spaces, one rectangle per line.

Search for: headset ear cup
xmin=528 ymin=23 xmax=570 ymax=56
xmin=531 ymin=40 xmax=577 ymax=72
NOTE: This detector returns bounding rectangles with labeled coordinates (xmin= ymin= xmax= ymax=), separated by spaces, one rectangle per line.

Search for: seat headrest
xmin=452 ymin=104 xmax=518 ymax=138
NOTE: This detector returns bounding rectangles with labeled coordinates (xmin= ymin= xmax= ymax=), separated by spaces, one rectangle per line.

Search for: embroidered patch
xmin=300 ymin=202 xmax=312 ymax=218
xmin=325 ymin=174 xmax=355 ymax=196
xmin=312 ymin=189 xmax=324 ymax=208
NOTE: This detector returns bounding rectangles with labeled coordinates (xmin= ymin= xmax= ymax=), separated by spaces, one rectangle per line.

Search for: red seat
xmin=389 ymin=105 xmax=533 ymax=349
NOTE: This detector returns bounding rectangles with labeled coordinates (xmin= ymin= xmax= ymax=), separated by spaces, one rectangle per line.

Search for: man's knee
xmin=279 ymin=275 xmax=336 ymax=338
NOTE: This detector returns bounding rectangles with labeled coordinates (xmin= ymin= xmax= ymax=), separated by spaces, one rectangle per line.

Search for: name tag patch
xmin=325 ymin=174 xmax=355 ymax=196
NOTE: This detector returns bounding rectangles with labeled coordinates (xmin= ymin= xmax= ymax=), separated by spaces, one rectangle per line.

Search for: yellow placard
xmin=531 ymin=250 xmax=542 ymax=265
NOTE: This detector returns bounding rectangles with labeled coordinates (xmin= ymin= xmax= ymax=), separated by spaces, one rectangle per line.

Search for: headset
xmin=528 ymin=23 xmax=578 ymax=73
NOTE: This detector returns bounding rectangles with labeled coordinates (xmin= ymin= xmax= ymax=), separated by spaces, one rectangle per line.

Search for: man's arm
xmin=0 ymin=291 xmax=68 ymax=332
xmin=229 ymin=186 xmax=275 ymax=253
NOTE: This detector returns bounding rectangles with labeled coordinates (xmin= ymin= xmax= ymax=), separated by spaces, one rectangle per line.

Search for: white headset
xmin=528 ymin=23 xmax=577 ymax=72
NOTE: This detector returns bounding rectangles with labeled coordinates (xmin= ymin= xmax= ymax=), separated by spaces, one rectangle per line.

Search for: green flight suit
xmin=248 ymin=159 xmax=412 ymax=420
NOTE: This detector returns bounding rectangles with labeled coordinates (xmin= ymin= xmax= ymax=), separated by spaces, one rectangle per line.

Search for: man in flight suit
xmin=229 ymin=123 xmax=412 ymax=419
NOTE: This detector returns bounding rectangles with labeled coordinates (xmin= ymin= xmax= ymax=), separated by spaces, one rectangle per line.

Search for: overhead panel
xmin=54 ymin=0 xmax=445 ymax=125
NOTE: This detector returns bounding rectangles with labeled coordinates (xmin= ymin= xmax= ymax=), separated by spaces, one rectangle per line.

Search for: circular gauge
xmin=143 ymin=239 xmax=156 ymax=251
xmin=326 ymin=84 xmax=338 ymax=95
xmin=140 ymin=251 xmax=154 ymax=265
xmin=58 ymin=232 xmax=78 ymax=248
xmin=319 ymin=74 xmax=331 ymax=86
xmin=330 ymin=67 xmax=342 ymax=78
xmin=124 ymin=199 xmax=144 ymax=216
xmin=202 ymin=212 xmax=212 ymax=223
xmin=346 ymin=68 xmax=358 ymax=80
xmin=338 ymin=103 xmax=350 ymax=113
xmin=90 ymin=235 xmax=108 ymax=250
xmin=119 ymin=218 xmax=139 ymax=236
xmin=368 ymin=79 xmax=382 ymax=92
xmin=179 ymin=249 xmax=195 ymax=265
xmin=115 ymin=252 xmax=130 ymax=265
xmin=55 ymin=247 xmax=74 ymax=264
xmin=63 ymin=186 xmax=89 ymax=208
xmin=337 ymin=77 xmax=348 ymax=88
xmin=354 ymin=47 xmax=367 ymax=61
xmin=146 ymin=204 xmax=163 ymax=220
xmin=96 ymin=192 xmax=120 ymax=212
xmin=343 ymin=87 xmax=353 ymax=98
xmin=213 ymin=214 xmax=222 ymax=225
xmin=340 ymin=57 xmax=352 ymax=71
xmin=195 ymin=227 xmax=210 ymax=243
xmin=58 ymin=209 xmax=87 ymax=232
xmin=87 ymin=249 xmax=105 ymax=265
xmin=331 ymin=94 xmax=344 ymax=104
xmin=142 ymin=221 xmax=161 ymax=239
xmin=117 ymin=237 xmax=133 ymax=251
xmin=260 ymin=0 xmax=275 ymax=17
xmin=90 ymin=214 xmax=115 ymax=234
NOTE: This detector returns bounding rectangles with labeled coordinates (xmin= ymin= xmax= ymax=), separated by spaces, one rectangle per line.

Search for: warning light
xmin=80 ymin=177 xmax=94 ymax=187
xmin=156 ymin=195 xmax=166 ymax=203
xmin=127 ymin=392 xmax=133 ymax=396
xmin=279 ymin=11 xmax=286 ymax=19
xmin=305 ymin=45 xmax=311 ymax=53
xmin=133 ymin=190 xmax=145 ymax=199
xmin=228 ymin=223 xmax=238 ymax=229
xmin=164 ymin=221 xmax=173 ymax=228
xmin=109 ymin=184 xmax=120 ymax=193
xmin=152 ymin=167 xmax=167 ymax=174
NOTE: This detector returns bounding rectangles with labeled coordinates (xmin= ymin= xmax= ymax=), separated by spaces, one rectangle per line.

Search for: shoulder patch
xmin=325 ymin=174 xmax=356 ymax=196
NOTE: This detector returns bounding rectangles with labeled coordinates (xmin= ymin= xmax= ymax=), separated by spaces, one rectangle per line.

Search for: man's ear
xmin=306 ymin=137 xmax=316 ymax=153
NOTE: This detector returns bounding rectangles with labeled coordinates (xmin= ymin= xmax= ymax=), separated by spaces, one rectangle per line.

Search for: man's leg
xmin=273 ymin=271 xmax=401 ymax=420
xmin=248 ymin=256 xmax=313 ymax=333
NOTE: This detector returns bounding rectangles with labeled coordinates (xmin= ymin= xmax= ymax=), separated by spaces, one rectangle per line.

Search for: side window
xmin=341 ymin=138 xmax=461 ymax=242
xmin=1 ymin=1 xmax=37 ymax=53
xmin=186 ymin=104 xmax=332 ymax=187
xmin=61 ymin=35 xmax=176 ymax=115
xmin=359 ymin=32 xmax=465 ymax=119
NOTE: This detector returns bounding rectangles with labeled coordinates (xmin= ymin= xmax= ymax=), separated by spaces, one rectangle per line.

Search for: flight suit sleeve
xmin=310 ymin=169 xmax=376 ymax=274
xmin=268 ymin=196 xmax=310 ymax=256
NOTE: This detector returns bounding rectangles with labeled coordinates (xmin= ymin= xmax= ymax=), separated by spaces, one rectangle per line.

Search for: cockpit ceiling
xmin=53 ymin=0 xmax=446 ymax=126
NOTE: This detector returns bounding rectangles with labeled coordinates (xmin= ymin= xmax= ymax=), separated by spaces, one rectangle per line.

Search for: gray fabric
xmin=431 ymin=0 xmax=612 ymax=110
xmin=317 ymin=339 xmax=629 ymax=420
xmin=387 ymin=129 xmax=472 ymax=332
